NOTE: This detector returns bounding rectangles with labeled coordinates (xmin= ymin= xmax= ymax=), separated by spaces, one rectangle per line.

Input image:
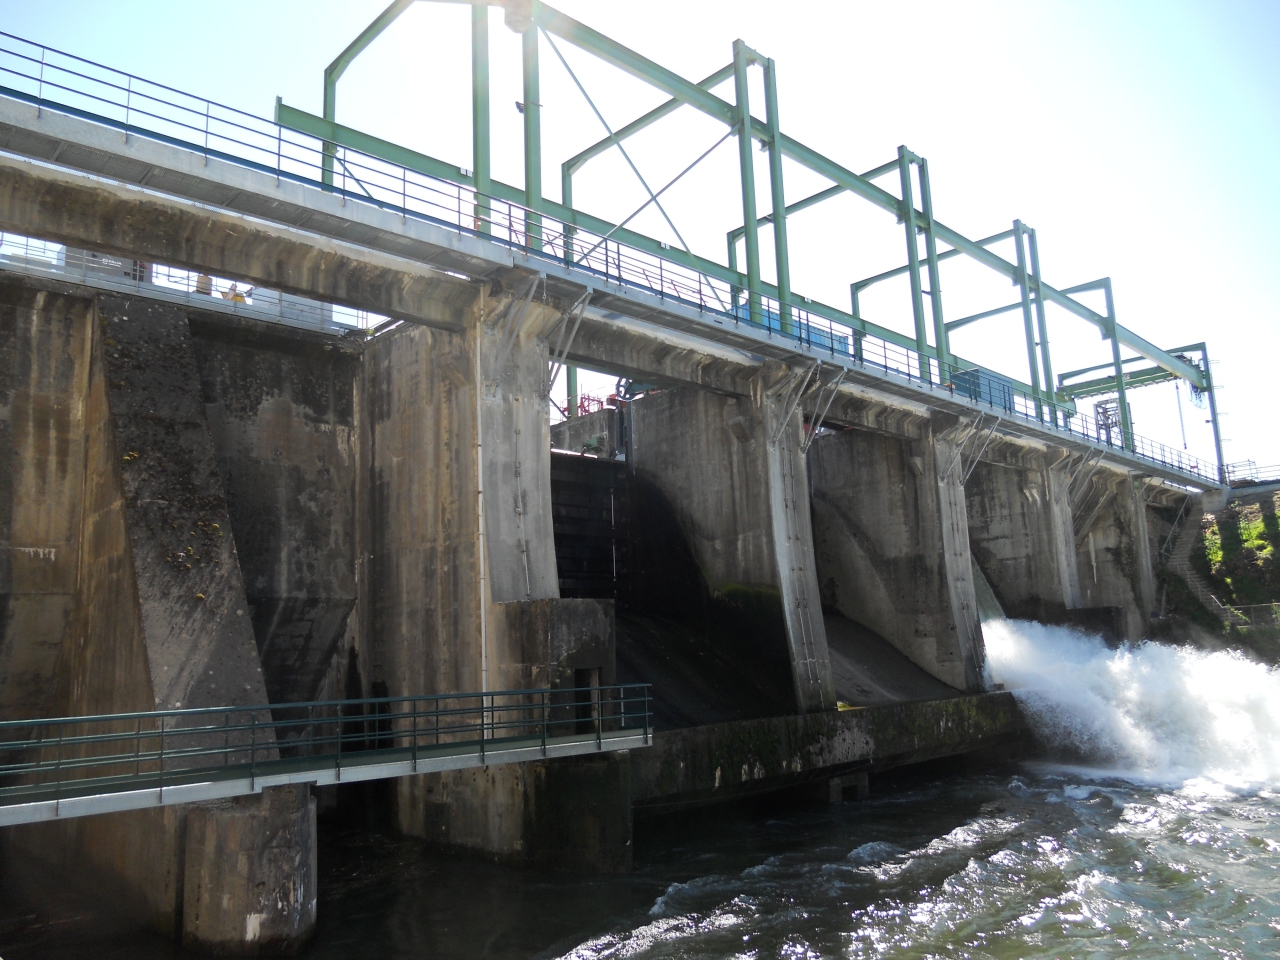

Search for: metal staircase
xmin=1162 ymin=499 xmax=1249 ymax=626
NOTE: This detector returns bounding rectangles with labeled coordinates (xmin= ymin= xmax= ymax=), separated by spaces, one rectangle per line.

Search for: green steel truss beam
xmin=305 ymin=0 xmax=1214 ymax=463
xmin=1065 ymin=366 xmax=1180 ymax=399
xmin=276 ymin=101 xmax=1072 ymax=417
xmin=318 ymin=0 xmax=1208 ymax=393
xmin=1059 ymin=341 xmax=1208 ymax=399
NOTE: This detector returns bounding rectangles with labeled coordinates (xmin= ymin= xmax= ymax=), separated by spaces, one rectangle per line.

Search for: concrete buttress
xmin=0 ymin=283 xmax=317 ymax=951
xmin=964 ymin=451 xmax=1084 ymax=621
xmin=359 ymin=278 xmax=631 ymax=870
xmin=808 ymin=419 xmax=985 ymax=692
xmin=628 ymin=383 xmax=835 ymax=713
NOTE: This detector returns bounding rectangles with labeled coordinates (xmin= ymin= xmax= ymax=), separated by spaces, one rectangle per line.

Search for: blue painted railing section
xmin=0 ymin=31 xmax=1216 ymax=483
xmin=0 ymin=686 xmax=652 ymax=809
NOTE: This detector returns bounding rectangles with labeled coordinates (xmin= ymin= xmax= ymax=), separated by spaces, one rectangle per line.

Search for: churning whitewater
xmin=984 ymin=619 xmax=1280 ymax=790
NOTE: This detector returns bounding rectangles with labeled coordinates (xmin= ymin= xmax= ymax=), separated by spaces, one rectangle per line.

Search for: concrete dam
xmin=0 ymin=5 xmax=1233 ymax=954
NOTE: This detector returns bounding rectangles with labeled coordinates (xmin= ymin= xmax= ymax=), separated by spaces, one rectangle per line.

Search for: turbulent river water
xmin=4 ymin=621 xmax=1280 ymax=959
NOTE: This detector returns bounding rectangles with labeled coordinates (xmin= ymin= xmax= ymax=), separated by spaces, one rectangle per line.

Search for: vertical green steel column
xmin=561 ymin=156 xmax=575 ymax=262
xmin=1027 ymin=227 xmax=1055 ymax=425
xmin=897 ymin=148 xmax=929 ymax=380
xmin=566 ymin=366 xmax=578 ymax=419
xmin=321 ymin=0 xmax=417 ymax=190
xmin=849 ymin=283 xmax=866 ymax=362
xmin=763 ymin=58 xmax=792 ymax=335
xmin=1202 ymin=351 xmax=1226 ymax=484
xmin=1013 ymin=220 xmax=1044 ymax=419
xmin=732 ymin=40 xmax=762 ymax=329
xmin=471 ymin=3 xmax=491 ymax=235
xmin=917 ymin=157 xmax=949 ymax=376
xmin=522 ymin=22 xmax=542 ymax=250
xmin=321 ymin=79 xmax=337 ymax=188
xmin=1103 ymin=281 xmax=1133 ymax=451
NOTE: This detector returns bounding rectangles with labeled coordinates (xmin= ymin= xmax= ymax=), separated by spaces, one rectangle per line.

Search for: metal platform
xmin=0 ymin=685 xmax=651 ymax=826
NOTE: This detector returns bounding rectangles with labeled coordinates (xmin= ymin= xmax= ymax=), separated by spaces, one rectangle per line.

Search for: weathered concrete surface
xmin=359 ymin=317 xmax=482 ymax=701
xmin=97 ymin=294 xmax=270 ymax=712
xmin=0 ymin=284 xmax=94 ymax=721
xmin=629 ymin=385 xmax=833 ymax=713
xmin=809 ymin=422 xmax=985 ymax=692
xmin=550 ymin=406 xmax=619 ymax=457
xmin=631 ymin=692 xmax=1023 ymax=812
xmin=1073 ymin=471 xmax=1158 ymax=640
xmin=477 ymin=285 xmax=561 ymax=605
xmin=965 ymin=453 xmax=1083 ymax=621
xmin=0 ymin=156 xmax=478 ymax=330
xmin=351 ymin=284 xmax=634 ymax=870
xmin=0 ymin=283 xmax=185 ymax=935
xmin=488 ymin=597 xmax=616 ymax=692
xmin=395 ymin=598 xmax=629 ymax=871
xmin=182 ymin=786 xmax=317 ymax=955
xmin=190 ymin=316 xmax=359 ymax=706
xmin=0 ymin=280 xmax=316 ymax=952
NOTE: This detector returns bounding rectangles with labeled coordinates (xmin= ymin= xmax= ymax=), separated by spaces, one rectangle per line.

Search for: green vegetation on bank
xmin=1193 ymin=492 xmax=1280 ymax=608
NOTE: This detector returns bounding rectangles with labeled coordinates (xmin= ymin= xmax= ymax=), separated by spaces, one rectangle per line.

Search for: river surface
xmin=4 ymin=621 xmax=1280 ymax=959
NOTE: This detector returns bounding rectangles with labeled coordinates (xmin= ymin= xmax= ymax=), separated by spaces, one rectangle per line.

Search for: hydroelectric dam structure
xmin=0 ymin=1 xmax=1237 ymax=953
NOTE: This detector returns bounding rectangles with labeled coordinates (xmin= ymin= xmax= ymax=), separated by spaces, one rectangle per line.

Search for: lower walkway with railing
xmin=0 ymin=685 xmax=651 ymax=827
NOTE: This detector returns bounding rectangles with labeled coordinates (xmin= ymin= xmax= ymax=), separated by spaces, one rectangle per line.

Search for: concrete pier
xmin=807 ymin=419 xmax=984 ymax=692
xmin=628 ymin=384 xmax=834 ymax=713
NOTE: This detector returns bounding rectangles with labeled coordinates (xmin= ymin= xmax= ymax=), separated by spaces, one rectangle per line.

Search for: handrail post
xmin=644 ymin=687 xmax=650 ymax=745
xmin=541 ymin=689 xmax=547 ymax=757
xmin=36 ymin=47 xmax=45 ymax=118
xmin=158 ymin=718 xmax=165 ymax=800
xmin=250 ymin=711 xmax=256 ymax=790
xmin=411 ymin=699 xmax=418 ymax=772
xmin=54 ymin=726 xmax=63 ymax=816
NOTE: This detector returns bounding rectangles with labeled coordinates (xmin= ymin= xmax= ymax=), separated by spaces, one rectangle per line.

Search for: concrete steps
xmin=1162 ymin=500 xmax=1250 ymax=627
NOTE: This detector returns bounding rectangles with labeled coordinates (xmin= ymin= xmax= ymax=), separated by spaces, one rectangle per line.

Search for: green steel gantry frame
xmin=288 ymin=0 xmax=1224 ymax=479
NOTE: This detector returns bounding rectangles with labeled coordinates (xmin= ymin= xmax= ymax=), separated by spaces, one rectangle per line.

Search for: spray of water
xmin=983 ymin=619 xmax=1280 ymax=790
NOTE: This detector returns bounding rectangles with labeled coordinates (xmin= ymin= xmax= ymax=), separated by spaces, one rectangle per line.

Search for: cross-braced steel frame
xmin=287 ymin=0 xmax=1225 ymax=482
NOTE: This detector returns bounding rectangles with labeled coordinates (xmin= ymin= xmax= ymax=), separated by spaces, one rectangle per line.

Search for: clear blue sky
xmin=3 ymin=1 xmax=1277 ymax=470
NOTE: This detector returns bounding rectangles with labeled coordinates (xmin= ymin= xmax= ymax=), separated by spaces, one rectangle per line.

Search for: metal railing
xmin=1226 ymin=461 xmax=1280 ymax=486
xmin=1236 ymin=604 xmax=1280 ymax=627
xmin=0 ymin=232 xmax=385 ymax=331
xmin=0 ymin=30 xmax=1217 ymax=484
xmin=0 ymin=685 xmax=651 ymax=823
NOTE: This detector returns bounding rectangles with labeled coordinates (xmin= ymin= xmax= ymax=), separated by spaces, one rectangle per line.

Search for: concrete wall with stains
xmin=0 ymin=280 xmax=315 ymax=949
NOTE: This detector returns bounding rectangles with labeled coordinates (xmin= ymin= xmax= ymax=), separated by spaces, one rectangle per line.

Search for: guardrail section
xmin=0 ymin=685 xmax=652 ymax=826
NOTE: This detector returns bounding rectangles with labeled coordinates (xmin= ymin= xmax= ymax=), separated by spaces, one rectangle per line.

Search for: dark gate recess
xmin=549 ymin=451 xmax=630 ymax=603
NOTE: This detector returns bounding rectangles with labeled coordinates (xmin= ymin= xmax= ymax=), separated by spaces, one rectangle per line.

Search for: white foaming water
xmin=984 ymin=619 xmax=1280 ymax=790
